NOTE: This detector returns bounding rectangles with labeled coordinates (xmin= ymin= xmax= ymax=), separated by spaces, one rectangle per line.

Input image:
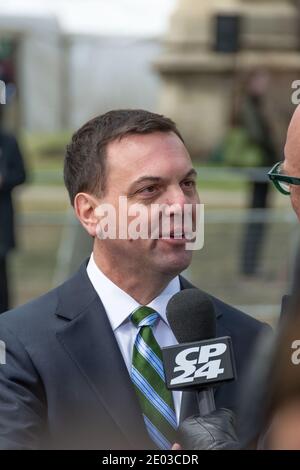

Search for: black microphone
xmin=162 ymin=288 xmax=236 ymax=416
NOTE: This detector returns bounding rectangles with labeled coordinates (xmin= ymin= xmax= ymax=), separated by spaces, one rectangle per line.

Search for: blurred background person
xmin=0 ymin=108 xmax=26 ymax=313
xmin=231 ymin=69 xmax=279 ymax=278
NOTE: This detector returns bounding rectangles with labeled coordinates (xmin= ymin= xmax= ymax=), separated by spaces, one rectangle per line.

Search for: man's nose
xmin=164 ymin=186 xmax=187 ymax=211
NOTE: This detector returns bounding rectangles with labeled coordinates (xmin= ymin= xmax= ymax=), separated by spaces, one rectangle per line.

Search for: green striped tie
xmin=130 ymin=306 xmax=178 ymax=450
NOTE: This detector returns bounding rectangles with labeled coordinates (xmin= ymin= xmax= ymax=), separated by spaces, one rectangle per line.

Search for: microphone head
xmin=166 ymin=288 xmax=217 ymax=343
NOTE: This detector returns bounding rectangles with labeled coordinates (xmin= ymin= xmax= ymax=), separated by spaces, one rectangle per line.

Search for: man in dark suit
xmin=0 ymin=110 xmax=268 ymax=450
xmin=0 ymin=128 xmax=26 ymax=313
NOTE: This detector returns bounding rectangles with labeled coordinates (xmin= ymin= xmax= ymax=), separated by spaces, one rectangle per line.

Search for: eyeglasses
xmin=268 ymin=162 xmax=300 ymax=196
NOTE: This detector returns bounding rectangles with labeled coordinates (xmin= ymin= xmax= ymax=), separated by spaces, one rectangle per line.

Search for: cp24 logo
xmin=170 ymin=343 xmax=227 ymax=386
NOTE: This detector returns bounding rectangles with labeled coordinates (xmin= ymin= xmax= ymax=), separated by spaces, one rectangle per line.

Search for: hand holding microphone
xmin=177 ymin=408 xmax=239 ymax=450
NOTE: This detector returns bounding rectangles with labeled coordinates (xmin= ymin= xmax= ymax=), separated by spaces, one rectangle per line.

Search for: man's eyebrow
xmin=130 ymin=169 xmax=198 ymax=188
xmin=130 ymin=176 xmax=162 ymax=187
xmin=184 ymin=169 xmax=198 ymax=179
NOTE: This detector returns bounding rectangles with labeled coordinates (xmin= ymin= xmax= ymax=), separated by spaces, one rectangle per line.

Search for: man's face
xmin=96 ymin=131 xmax=200 ymax=277
xmin=283 ymin=107 xmax=300 ymax=220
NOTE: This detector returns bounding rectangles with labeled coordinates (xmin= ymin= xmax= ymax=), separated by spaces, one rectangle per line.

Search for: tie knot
xmin=130 ymin=306 xmax=159 ymax=328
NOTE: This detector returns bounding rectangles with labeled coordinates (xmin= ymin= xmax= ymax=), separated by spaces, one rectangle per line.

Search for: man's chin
xmin=154 ymin=253 xmax=192 ymax=276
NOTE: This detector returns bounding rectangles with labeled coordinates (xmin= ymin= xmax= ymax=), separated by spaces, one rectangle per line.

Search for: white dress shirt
xmin=86 ymin=253 xmax=182 ymax=423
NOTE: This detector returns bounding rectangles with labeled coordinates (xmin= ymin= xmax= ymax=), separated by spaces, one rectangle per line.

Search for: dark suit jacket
xmin=0 ymin=261 xmax=269 ymax=449
xmin=0 ymin=132 xmax=26 ymax=257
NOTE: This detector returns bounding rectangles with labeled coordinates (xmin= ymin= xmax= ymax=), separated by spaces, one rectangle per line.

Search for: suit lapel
xmin=55 ymin=263 xmax=155 ymax=449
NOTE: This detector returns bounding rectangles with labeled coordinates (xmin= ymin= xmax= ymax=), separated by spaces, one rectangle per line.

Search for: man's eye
xmin=139 ymin=185 xmax=157 ymax=194
xmin=182 ymin=180 xmax=196 ymax=189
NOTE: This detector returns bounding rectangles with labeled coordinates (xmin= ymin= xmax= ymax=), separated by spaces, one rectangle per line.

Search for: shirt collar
xmin=147 ymin=277 xmax=181 ymax=325
xmin=86 ymin=253 xmax=180 ymax=331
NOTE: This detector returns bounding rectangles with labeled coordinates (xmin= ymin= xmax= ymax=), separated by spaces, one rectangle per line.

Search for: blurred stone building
xmin=0 ymin=0 xmax=299 ymax=155
xmin=0 ymin=0 xmax=175 ymax=132
xmin=155 ymin=0 xmax=300 ymax=159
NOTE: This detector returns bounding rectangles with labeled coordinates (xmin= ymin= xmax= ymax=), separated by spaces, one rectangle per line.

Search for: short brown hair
xmin=64 ymin=109 xmax=184 ymax=205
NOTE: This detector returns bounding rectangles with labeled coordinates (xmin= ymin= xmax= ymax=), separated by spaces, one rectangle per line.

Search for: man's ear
xmin=74 ymin=192 xmax=100 ymax=237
